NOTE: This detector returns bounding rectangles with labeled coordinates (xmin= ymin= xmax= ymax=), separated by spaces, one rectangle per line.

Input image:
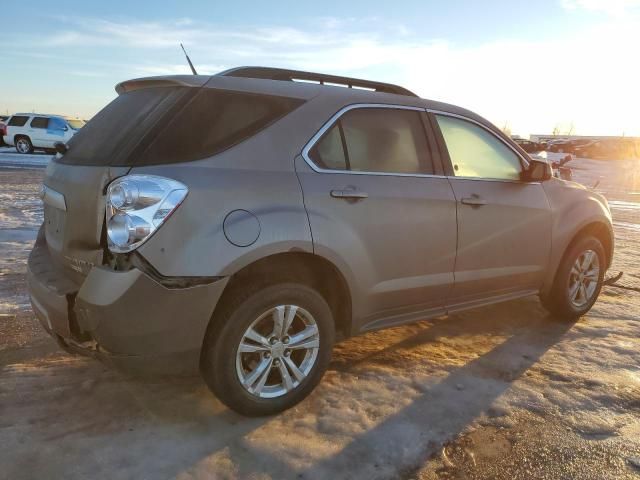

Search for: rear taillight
xmin=105 ymin=175 xmax=188 ymax=253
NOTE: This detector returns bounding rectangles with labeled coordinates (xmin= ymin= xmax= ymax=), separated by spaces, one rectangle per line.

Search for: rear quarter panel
xmin=133 ymin=98 xmax=333 ymax=277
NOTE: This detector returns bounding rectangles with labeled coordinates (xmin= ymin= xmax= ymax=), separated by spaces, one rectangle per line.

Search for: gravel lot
xmin=1 ymin=149 xmax=639 ymax=479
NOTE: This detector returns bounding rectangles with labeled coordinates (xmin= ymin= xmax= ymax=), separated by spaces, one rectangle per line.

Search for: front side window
xmin=30 ymin=117 xmax=50 ymax=129
xmin=48 ymin=117 xmax=67 ymax=131
xmin=436 ymin=115 xmax=522 ymax=181
xmin=309 ymin=108 xmax=433 ymax=175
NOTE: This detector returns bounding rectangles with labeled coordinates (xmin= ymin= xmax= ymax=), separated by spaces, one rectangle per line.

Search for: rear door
xmin=431 ymin=113 xmax=552 ymax=308
xmin=29 ymin=116 xmax=50 ymax=147
xmin=296 ymin=105 xmax=458 ymax=332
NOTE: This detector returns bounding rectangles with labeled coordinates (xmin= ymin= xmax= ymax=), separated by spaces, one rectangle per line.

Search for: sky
xmin=1 ymin=0 xmax=639 ymax=137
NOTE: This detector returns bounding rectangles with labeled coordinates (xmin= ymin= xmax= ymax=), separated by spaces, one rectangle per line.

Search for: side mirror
xmin=63 ymin=125 xmax=69 ymax=132
xmin=521 ymin=157 xmax=552 ymax=182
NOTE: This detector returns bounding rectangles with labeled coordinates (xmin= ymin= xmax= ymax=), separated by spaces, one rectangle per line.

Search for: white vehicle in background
xmin=3 ymin=114 xmax=85 ymax=154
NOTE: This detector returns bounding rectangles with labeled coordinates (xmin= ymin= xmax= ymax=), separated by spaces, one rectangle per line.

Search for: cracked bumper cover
xmin=27 ymin=236 xmax=228 ymax=375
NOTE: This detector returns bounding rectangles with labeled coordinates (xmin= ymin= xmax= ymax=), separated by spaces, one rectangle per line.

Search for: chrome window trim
xmin=428 ymin=109 xmax=531 ymax=170
xmin=300 ymin=103 xmax=447 ymax=179
xmin=300 ymin=103 xmax=535 ymax=183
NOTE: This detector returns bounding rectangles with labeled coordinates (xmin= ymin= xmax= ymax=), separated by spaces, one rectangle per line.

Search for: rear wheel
xmin=541 ymin=236 xmax=605 ymax=320
xmin=15 ymin=136 xmax=33 ymax=154
xmin=201 ymin=283 xmax=335 ymax=416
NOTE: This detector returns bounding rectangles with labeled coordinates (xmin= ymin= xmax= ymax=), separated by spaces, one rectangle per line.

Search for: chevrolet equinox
xmin=28 ymin=67 xmax=614 ymax=416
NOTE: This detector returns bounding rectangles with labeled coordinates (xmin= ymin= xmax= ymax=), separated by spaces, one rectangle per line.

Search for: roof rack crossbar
xmin=220 ymin=67 xmax=417 ymax=97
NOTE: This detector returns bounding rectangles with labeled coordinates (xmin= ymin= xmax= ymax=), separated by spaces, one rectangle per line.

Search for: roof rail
xmin=219 ymin=66 xmax=418 ymax=97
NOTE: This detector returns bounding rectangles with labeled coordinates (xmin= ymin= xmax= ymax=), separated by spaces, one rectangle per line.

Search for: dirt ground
xmin=1 ymin=152 xmax=639 ymax=479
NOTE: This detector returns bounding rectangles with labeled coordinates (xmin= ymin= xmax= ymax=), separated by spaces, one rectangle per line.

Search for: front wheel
xmin=201 ymin=283 xmax=335 ymax=416
xmin=541 ymin=236 xmax=605 ymax=320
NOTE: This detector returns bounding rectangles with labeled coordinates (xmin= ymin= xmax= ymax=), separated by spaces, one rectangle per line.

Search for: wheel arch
xmin=542 ymin=219 xmax=613 ymax=298
xmin=209 ymin=251 xmax=354 ymax=342
xmin=564 ymin=221 xmax=613 ymax=270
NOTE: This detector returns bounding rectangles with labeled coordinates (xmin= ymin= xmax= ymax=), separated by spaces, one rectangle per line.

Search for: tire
xmin=541 ymin=236 xmax=605 ymax=320
xmin=201 ymin=283 xmax=335 ymax=416
xmin=15 ymin=136 xmax=33 ymax=154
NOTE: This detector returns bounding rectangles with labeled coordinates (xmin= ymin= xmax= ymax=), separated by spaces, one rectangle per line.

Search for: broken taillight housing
xmin=105 ymin=175 xmax=188 ymax=253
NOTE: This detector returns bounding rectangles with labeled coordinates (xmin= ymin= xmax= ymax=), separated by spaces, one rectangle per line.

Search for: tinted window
xmin=60 ymin=87 xmax=302 ymax=166
xmin=62 ymin=87 xmax=193 ymax=166
xmin=8 ymin=116 xmax=29 ymax=127
xmin=138 ymin=89 xmax=303 ymax=166
xmin=309 ymin=108 xmax=433 ymax=174
xmin=309 ymin=124 xmax=347 ymax=170
xmin=436 ymin=115 xmax=522 ymax=181
xmin=30 ymin=117 xmax=50 ymax=129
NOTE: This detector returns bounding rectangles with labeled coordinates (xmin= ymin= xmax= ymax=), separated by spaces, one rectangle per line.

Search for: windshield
xmin=66 ymin=119 xmax=85 ymax=130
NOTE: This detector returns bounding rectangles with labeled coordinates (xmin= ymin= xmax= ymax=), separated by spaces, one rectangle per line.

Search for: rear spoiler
xmin=115 ymin=75 xmax=209 ymax=94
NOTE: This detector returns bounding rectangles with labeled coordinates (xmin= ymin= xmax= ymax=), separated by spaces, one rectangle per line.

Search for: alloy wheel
xmin=235 ymin=304 xmax=320 ymax=398
xmin=568 ymin=249 xmax=600 ymax=308
xmin=16 ymin=139 xmax=30 ymax=153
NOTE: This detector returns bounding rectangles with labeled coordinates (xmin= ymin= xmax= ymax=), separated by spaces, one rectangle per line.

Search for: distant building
xmin=530 ymin=134 xmax=640 ymax=143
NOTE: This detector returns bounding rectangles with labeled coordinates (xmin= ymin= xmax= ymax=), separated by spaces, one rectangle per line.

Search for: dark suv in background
xmin=28 ymin=67 xmax=613 ymax=415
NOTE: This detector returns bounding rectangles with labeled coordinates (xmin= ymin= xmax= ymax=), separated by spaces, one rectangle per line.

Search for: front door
xmin=432 ymin=113 xmax=552 ymax=307
xmin=296 ymin=105 xmax=458 ymax=332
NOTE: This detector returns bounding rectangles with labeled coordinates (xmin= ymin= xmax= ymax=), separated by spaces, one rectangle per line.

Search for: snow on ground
xmin=0 ymin=146 xmax=51 ymax=169
xmin=0 ymin=156 xmax=639 ymax=479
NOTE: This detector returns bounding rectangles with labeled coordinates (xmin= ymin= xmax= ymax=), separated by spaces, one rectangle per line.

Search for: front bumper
xmin=27 ymin=230 xmax=229 ymax=375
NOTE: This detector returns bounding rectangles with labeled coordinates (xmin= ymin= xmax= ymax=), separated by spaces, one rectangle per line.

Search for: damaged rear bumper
xmin=27 ymin=230 xmax=228 ymax=375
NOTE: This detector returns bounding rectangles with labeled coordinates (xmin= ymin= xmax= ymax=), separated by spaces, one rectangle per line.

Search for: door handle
xmin=460 ymin=195 xmax=487 ymax=206
xmin=330 ymin=188 xmax=368 ymax=200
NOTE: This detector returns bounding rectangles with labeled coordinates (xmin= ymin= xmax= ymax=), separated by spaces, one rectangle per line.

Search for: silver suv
xmin=28 ymin=67 xmax=613 ymax=416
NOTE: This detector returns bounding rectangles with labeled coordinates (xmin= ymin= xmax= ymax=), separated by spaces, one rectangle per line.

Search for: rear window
xmin=8 ymin=116 xmax=29 ymax=127
xmin=59 ymin=86 xmax=303 ymax=166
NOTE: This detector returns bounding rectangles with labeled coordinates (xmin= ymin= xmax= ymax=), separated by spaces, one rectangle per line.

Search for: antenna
xmin=180 ymin=43 xmax=198 ymax=75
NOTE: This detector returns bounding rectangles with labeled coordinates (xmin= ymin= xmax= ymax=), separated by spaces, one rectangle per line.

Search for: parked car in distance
xmin=28 ymin=67 xmax=614 ymax=416
xmin=513 ymin=138 xmax=542 ymax=153
xmin=573 ymin=138 xmax=640 ymax=159
xmin=0 ymin=118 xmax=7 ymax=147
xmin=3 ymin=114 xmax=85 ymax=154
xmin=548 ymin=138 xmax=593 ymax=154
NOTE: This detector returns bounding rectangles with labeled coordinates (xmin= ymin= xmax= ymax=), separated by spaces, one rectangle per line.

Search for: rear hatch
xmin=42 ymin=75 xmax=305 ymax=283
xmin=42 ymin=82 xmax=200 ymax=283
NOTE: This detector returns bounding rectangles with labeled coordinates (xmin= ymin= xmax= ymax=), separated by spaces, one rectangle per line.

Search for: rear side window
xmin=8 ymin=116 xmax=29 ymax=127
xmin=60 ymin=87 xmax=303 ymax=166
xmin=138 ymin=89 xmax=303 ymax=166
xmin=30 ymin=117 xmax=50 ymax=129
xmin=309 ymin=123 xmax=347 ymax=170
xmin=309 ymin=108 xmax=433 ymax=174
xmin=435 ymin=115 xmax=522 ymax=181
